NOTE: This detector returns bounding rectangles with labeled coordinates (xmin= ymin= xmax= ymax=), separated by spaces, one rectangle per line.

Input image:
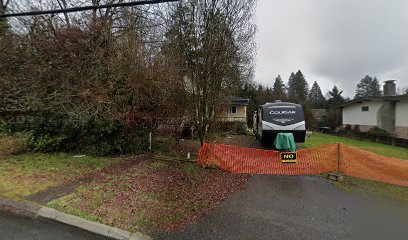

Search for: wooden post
xmin=337 ymin=143 xmax=341 ymax=174
xmin=149 ymin=132 xmax=152 ymax=151
xmin=191 ymin=126 xmax=194 ymax=140
xmin=328 ymin=143 xmax=344 ymax=182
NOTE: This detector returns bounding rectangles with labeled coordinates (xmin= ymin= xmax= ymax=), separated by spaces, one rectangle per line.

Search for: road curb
xmin=0 ymin=197 xmax=152 ymax=240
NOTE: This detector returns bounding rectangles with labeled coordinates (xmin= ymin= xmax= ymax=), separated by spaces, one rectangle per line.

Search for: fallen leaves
xmin=50 ymin=156 xmax=250 ymax=233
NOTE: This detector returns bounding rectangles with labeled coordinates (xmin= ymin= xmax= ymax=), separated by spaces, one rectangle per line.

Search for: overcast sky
xmin=254 ymin=0 xmax=408 ymax=98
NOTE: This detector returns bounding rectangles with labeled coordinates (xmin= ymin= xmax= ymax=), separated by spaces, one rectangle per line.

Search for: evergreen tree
xmin=326 ymin=85 xmax=346 ymax=129
xmin=287 ymin=72 xmax=296 ymax=100
xmin=308 ymin=81 xmax=326 ymax=108
xmin=355 ymin=75 xmax=382 ymax=98
xmin=288 ymin=70 xmax=309 ymax=101
xmin=239 ymin=82 xmax=256 ymax=100
xmin=272 ymin=75 xmax=287 ymax=100
xmin=255 ymin=84 xmax=273 ymax=105
xmin=239 ymin=82 xmax=257 ymax=126
xmin=370 ymin=77 xmax=382 ymax=96
xmin=327 ymin=85 xmax=345 ymax=109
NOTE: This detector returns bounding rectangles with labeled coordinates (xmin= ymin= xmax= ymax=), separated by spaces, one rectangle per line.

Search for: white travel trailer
xmin=253 ymin=101 xmax=306 ymax=144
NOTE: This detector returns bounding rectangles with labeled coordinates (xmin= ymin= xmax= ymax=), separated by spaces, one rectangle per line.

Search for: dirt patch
xmin=27 ymin=177 xmax=94 ymax=204
xmin=215 ymin=134 xmax=263 ymax=149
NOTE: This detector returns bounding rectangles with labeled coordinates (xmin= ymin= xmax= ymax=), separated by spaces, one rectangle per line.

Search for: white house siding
xmin=342 ymin=101 xmax=383 ymax=128
xmin=395 ymin=99 xmax=408 ymax=139
xmin=396 ymin=99 xmax=408 ymax=127
xmin=222 ymin=105 xmax=247 ymax=122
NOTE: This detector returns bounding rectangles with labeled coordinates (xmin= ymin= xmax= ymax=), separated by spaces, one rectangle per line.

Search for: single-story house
xmin=221 ymin=96 xmax=249 ymax=123
xmin=341 ymin=80 xmax=408 ymax=139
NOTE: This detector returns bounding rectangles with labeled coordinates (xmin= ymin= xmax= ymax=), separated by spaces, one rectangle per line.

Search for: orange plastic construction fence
xmin=197 ymin=143 xmax=408 ymax=187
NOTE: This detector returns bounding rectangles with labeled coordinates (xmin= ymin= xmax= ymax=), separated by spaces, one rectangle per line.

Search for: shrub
xmin=368 ymin=126 xmax=390 ymax=136
xmin=1 ymin=113 xmax=149 ymax=156
xmin=352 ymin=124 xmax=360 ymax=133
xmin=79 ymin=120 xmax=149 ymax=156
xmin=24 ymin=132 xmax=66 ymax=152
xmin=0 ymin=134 xmax=26 ymax=155
xmin=325 ymin=109 xmax=343 ymax=130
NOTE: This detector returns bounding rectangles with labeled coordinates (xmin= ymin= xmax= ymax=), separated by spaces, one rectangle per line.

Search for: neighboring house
xmin=341 ymin=80 xmax=408 ymax=139
xmin=311 ymin=109 xmax=328 ymax=129
xmin=183 ymin=76 xmax=249 ymax=123
xmin=310 ymin=109 xmax=327 ymax=122
xmin=222 ymin=96 xmax=249 ymax=123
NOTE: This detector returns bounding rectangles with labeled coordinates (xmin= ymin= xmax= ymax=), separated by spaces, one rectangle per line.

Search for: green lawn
xmin=0 ymin=153 xmax=119 ymax=200
xmin=303 ymin=132 xmax=408 ymax=160
xmin=333 ymin=177 xmax=408 ymax=208
xmin=304 ymin=133 xmax=408 ymax=206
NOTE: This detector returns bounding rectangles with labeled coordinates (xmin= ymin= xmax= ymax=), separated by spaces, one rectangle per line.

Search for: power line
xmin=0 ymin=0 xmax=178 ymax=18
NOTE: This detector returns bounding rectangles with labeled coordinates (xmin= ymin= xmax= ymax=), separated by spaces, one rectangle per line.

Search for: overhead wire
xmin=0 ymin=0 xmax=179 ymax=18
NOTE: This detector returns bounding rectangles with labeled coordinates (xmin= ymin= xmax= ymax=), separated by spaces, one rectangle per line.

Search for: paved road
xmin=154 ymin=175 xmax=408 ymax=240
xmin=0 ymin=210 xmax=110 ymax=240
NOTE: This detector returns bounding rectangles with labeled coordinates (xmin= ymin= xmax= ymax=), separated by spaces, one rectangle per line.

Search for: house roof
xmin=229 ymin=96 xmax=249 ymax=106
xmin=340 ymin=95 xmax=408 ymax=108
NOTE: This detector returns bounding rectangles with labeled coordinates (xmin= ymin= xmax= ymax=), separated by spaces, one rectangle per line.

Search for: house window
xmin=362 ymin=106 xmax=369 ymax=111
xmin=230 ymin=106 xmax=237 ymax=114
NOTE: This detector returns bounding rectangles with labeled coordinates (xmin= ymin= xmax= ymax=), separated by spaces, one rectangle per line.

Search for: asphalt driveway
xmin=154 ymin=175 xmax=408 ymax=240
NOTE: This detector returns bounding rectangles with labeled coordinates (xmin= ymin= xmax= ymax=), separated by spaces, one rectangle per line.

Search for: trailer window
xmin=361 ymin=106 xmax=369 ymax=111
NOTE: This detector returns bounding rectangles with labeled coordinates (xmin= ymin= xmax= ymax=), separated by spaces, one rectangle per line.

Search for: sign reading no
xmin=280 ymin=152 xmax=297 ymax=163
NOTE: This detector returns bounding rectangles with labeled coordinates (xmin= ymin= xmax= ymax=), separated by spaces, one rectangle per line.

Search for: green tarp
xmin=273 ymin=133 xmax=296 ymax=152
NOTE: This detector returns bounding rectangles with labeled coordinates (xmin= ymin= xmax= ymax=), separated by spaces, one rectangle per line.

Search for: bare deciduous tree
xmin=164 ymin=0 xmax=257 ymax=145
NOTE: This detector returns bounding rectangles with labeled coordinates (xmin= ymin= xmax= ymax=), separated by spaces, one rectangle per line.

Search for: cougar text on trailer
xmin=253 ymin=101 xmax=306 ymax=144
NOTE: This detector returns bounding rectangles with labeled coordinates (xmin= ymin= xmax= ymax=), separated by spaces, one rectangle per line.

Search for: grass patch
xmin=219 ymin=132 xmax=228 ymax=138
xmin=181 ymin=162 xmax=196 ymax=173
xmin=151 ymin=161 xmax=167 ymax=169
xmin=131 ymin=211 xmax=157 ymax=232
xmin=48 ymin=194 xmax=102 ymax=222
xmin=0 ymin=153 xmax=118 ymax=200
xmin=333 ymin=177 xmax=408 ymax=207
xmin=172 ymin=211 xmax=184 ymax=221
xmin=303 ymin=132 xmax=408 ymax=160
